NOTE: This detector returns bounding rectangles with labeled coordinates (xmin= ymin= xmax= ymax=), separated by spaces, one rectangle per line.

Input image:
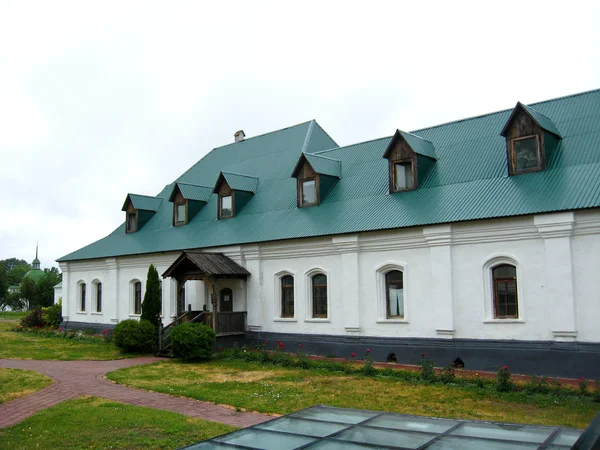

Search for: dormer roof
xmin=121 ymin=194 xmax=163 ymax=212
xmin=501 ymin=102 xmax=561 ymax=138
xmin=383 ymin=130 xmax=437 ymax=160
xmin=291 ymin=153 xmax=342 ymax=178
xmin=168 ymin=182 xmax=212 ymax=203
xmin=212 ymin=171 xmax=259 ymax=194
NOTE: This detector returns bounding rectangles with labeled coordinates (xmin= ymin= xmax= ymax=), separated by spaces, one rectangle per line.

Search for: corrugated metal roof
xmin=59 ymin=89 xmax=600 ymax=262
xmin=121 ymin=194 xmax=163 ymax=212
xmin=303 ymin=153 xmax=342 ymax=178
xmin=171 ymin=182 xmax=212 ymax=202
xmin=221 ymin=172 xmax=259 ymax=193
xmin=501 ymin=102 xmax=561 ymax=137
xmin=399 ymin=130 xmax=437 ymax=159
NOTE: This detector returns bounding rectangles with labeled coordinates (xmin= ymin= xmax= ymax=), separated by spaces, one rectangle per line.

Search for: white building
xmin=57 ymin=90 xmax=600 ymax=378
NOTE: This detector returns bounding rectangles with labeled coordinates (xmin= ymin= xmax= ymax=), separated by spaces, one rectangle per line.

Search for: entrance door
xmin=177 ymin=280 xmax=186 ymax=316
xmin=220 ymin=288 xmax=233 ymax=312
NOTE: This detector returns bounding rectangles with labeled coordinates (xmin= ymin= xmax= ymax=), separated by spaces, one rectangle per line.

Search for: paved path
xmin=0 ymin=358 xmax=272 ymax=429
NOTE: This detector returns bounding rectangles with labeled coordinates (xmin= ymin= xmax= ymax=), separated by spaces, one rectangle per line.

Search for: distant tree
xmin=2 ymin=291 xmax=25 ymax=311
xmin=7 ymin=264 xmax=31 ymax=286
xmin=141 ymin=264 xmax=161 ymax=329
xmin=0 ymin=269 xmax=7 ymax=306
xmin=19 ymin=277 xmax=37 ymax=310
xmin=36 ymin=270 xmax=61 ymax=308
xmin=0 ymin=258 xmax=29 ymax=273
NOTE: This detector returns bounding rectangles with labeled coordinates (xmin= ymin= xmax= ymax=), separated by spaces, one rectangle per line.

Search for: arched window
xmin=78 ymin=282 xmax=86 ymax=312
xmin=91 ymin=280 xmax=102 ymax=313
xmin=133 ymin=281 xmax=142 ymax=314
xmin=281 ymin=275 xmax=294 ymax=318
xmin=492 ymin=264 xmax=518 ymax=319
xmin=220 ymin=288 xmax=233 ymax=312
xmin=385 ymin=270 xmax=404 ymax=319
xmin=312 ymin=274 xmax=327 ymax=318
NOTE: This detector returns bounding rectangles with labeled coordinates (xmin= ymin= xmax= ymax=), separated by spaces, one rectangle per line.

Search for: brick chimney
xmin=234 ymin=130 xmax=246 ymax=142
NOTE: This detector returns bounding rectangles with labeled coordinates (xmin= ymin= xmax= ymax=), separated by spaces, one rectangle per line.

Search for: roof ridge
xmin=412 ymin=88 xmax=600 ymax=134
xmin=305 ymin=152 xmax=341 ymax=163
xmin=314 ymin=136 xmax=392 ymax=155
xmin=222 ymin=171 xmax=259 ymax=179
xmin=177 ymin=181 xmax=212 ymax=188
xmin=128 ymin=193 xmax=162 ymax=199
xmin=401 ymin=130 xmax=434 ymax=144
xmin=312 ymin=120 xmax=339 ymax=147
xmin=300 ymin=120 xmax=315 ymax=154
xmin=213 ymin=120 xmax=313 ymax=150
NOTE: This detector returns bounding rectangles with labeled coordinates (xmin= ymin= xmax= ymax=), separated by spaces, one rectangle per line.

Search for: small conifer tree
xmin=141 ymin=264 xmax=161 ymax=329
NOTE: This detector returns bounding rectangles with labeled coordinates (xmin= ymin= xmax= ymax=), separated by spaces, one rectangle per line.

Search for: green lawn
xmin=0 ymin=368 xmax=52 ymax=403
xmin=0 ymin=311 xmax=27 ymax=320
xmin=0 ymin=322 xmax=132 ymax=360
xmin=107 ymin=359 xmax=600 ymax=429
xmin=0 ymin=396 xmax=237 ymax=449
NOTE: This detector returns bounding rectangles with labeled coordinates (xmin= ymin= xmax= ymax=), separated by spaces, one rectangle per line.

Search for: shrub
xmin=579 ymin=378 xmax=589 ymax=396
xmin=140 ymin=264 xmax=161 ymax=329
xmin=495 ymin=365 xmax=513 ymax=392
xmin=418 ymin=353 xmax=436 ymax=382
xmin=42 ymin=300 xmax=62 ymax=328
xmin=361 ymin=349 xmax=377 ymax=377
xmin=171 ymin=322 xmax=216 ymax=361
xmin=114 ymin=319 xmax=156 ymax=353
xmin=525 ymin=376 xmax=550 ymax=394
xmin=440 ymin=365 xmax=456 ymax=384
xmin=20 ymin=308 xmax=46 ymax=328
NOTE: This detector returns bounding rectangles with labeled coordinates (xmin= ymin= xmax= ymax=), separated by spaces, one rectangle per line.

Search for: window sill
xmin=274 ymin=318 xmax=297 ymax=322
xmin=75 ymin=311 xmax=87 ymax=315
xmin=304 ymin=318 xmax=330 ymax=323
xmin=377 ymin=319 xmax=409 ymax=324
xmin=129 ymin=314 xmax=141 ymax=318
xmin=91 ymin=312 xmax=103 ymax=315
xmin=483 ymin=319 xmax=525 ymax=324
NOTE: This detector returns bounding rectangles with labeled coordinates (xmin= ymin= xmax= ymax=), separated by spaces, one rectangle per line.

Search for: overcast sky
xmin=1 ymin=0 xmax=598 ymax=269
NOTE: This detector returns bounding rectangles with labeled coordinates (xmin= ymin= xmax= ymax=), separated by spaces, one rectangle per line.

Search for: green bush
xmin=114 ymin=319 xmax=156 ymax=353
xmin=495 ymin=365 xmax=514 ymax=392
xmin=418 ymin=353 xmax=436 ymax=382
xmin=42 ymin=300 xmax=62 ymax=328
xmin=141 ymin=264 xmax=161 ymax=329
xmin=171 ymin=322 xmax=216 ymax=361
xmin=20 ymin=308 xmax=46 ymax=328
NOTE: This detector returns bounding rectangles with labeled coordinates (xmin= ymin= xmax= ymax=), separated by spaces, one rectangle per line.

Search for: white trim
xmin=273 ymin=270 xmax=296 ymax=320
xmin=375 ymin=262 xmax=407 ymax=322
xmin=304 ymin=267 xmax=330 ymax=320
xmin=481 ymin=254 xmax=524 ymax=322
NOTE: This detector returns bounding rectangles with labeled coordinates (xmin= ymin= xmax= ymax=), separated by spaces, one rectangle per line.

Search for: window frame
xmin=304 ymin=268 xmax=330 ymax=322
xmin=77 ymin=281 xmax=86 ymax=313
xmin=131 ymin=280 xmax=142 ymax=315
xmin=375 ymin=263 xmax=408 ymax=323
xmin=510 ymin=134 xmax=542 ymax=174
xmin=219 ymin=193 xmax=234 ymax=219
xmin=174 ymin=200 xmax=188 ymax=226
xmin=384 ymin=270 xmax=405 ymax=319
xmin=391 ymin=159 xmax=415 ymax=192
xmin=91 ymin=279 xmax=102 ymax=314
xmin=280 ymin=275 xmax=295 ymax=318
xmin=492 ymin=264 xmax=519 ymax=319
xmin=126 ymin=211 xmax=138 ymax=233
xmin=311 ymin=274 xmax=328 ymax=319
xmin=274 ymin=271 xmax=297 ymax=321
xmin=299 ymin=176 xmax=318 ymax=207
xmin=482 ymin=255 xmax=524 ymax=323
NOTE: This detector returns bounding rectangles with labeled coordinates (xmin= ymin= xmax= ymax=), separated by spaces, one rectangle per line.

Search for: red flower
xmin=264 ymin=340 xmax=269 ymax=344
xmin=421 ymin=353 xmax=425 ymax=357
xmin=351 ymin=352 xmax=356 ymax=357
xmin=366 ymin=348 xmax=370 ymax=353
xmin=298 ymin=344 xmax=303 ymax=348
xmin=503 ymin=365 xmax=508 ymax=370
xmin=580 ymin=377 xmax=585 ymax=381
xmin=219 ymin=347 xmax=223 ymax=352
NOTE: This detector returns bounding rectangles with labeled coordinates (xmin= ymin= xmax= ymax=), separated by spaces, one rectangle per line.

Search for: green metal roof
xmin=58 ymin=90 xmax=600 ymax=262
xmin=398 ymin=130 xmax=437 ymax=159
xmin=23 ymin=269 xmax=44 ymax=283
xmin=121 ymin=194 xmax=163 ymax=212
xmin=216 ymin=171 xmax=259 ymax=193
xmin=292 ymin=153 xmax=342 ymax=178
xmin=169 ymin=182 xmax=212 ymax=203
xmin=501 ymin=102 xmax=562 ymax=137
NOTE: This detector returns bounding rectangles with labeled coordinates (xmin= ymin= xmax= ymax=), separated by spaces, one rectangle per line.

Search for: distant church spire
xmin=32 ymin=243 xmax=40 ymax=270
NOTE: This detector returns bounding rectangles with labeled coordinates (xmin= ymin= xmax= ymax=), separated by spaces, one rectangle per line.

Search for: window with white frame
xmin=376 ymin=263 xmax=407 ymax=322
xmin=482 ymin=256 xmax=522 ymax=321
xmin=311 ymin=273 xmax=327 ymax=318
xmin=92 ymin=279 xmax=102 ymax=313
xmin=131 ymin=280 xmax=142 ymax=315
xmin=77 ymin=281 xmax=86 ymax=312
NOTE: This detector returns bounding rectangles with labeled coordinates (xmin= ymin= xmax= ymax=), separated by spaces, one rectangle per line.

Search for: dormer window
xmin=291 ymin=153 xmax=341 ymax=208
xmin=301 ymin=178 xmax=317 ymax=206
xmin=393 ymin=161 xmax=414 ymax=191
xmin=127 ymin=212 xmax=137 ymax=233
xmin=121 ymin=194 xmax=162 ymax=234
xmin=220 ymin=194 xmax=233 ymax=219
xmin=175 ymin=202 xmax=187 ymax=225
xmin=501 ymin=102 xmax=561 ymax=176
xmin=212 ymin=172 xmax=258 ymax=220
xmin=383 ymin=130 xmax=436 ymax=194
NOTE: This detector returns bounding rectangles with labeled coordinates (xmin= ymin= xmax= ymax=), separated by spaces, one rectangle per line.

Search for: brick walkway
xmin=0 ymin=357 xmax=271 ymax=429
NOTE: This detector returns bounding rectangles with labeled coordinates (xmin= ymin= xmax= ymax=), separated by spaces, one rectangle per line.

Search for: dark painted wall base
xmin=60 ymin=320 xmax=115 ymax=335
xmin=235 ymin=331 xmax=600 ymax=379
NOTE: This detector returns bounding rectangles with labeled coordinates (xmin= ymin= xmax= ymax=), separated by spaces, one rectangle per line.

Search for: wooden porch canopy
xmin=162 ymin=250 xmax=250 ymax=282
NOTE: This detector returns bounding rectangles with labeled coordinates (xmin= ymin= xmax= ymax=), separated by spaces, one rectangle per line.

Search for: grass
xmin=107 ymin=359 xmax=600 ymax=429
xmin=0 ymin=311 xmax=27 ymax=320
xmin=0 ymin=322 xmax=132 ymax=360
xmin=0 ymin=368 xmax=52 ymax=404
xmin=0 ymin=396 xmax=237 ymax=449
